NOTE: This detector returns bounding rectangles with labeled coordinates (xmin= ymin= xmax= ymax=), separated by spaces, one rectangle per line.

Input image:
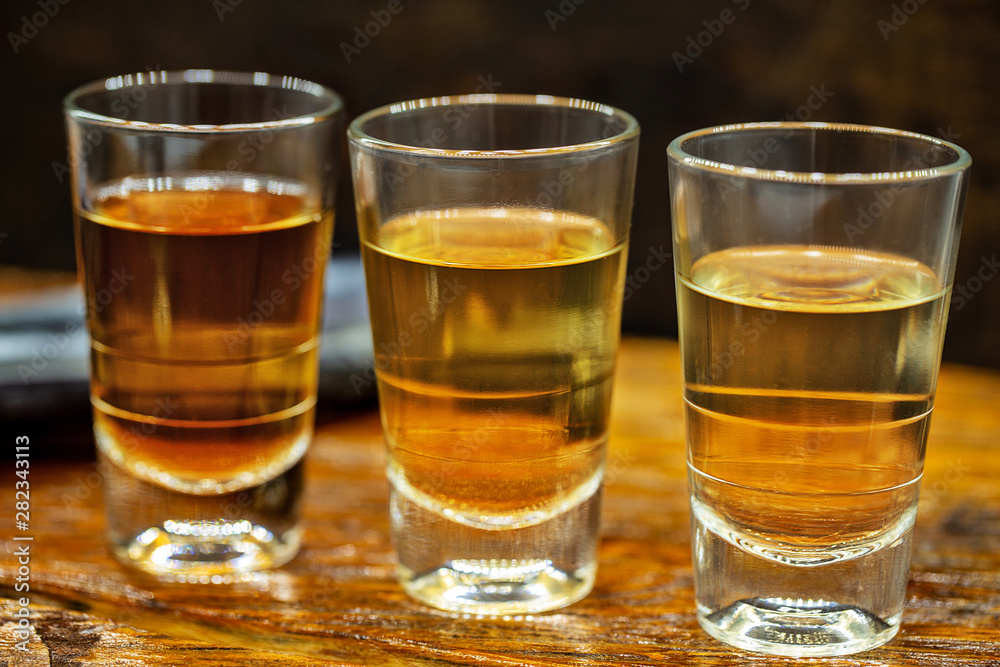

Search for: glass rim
xmin=63 ymin=69 xmax=344 ymax=133
xmin=667 ymin=121 xmax=972 ymax=184
xmin=347 ymin=93 xmax=640 ymax=159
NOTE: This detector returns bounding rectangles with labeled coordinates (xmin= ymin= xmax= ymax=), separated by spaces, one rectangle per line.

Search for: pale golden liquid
xmin=77 ymin=175 xmax=332 ymax=494
xmin=679 ymin=245 xmax=948 ymax=563
xmin=362 ymin=207 xmax=626 ymax=527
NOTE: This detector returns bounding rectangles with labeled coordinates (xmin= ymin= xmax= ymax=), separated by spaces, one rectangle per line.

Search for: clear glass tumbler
xmin=668 ymin=122 xmax=971 ymax=656
xmin=64 ymin=70 xmax=344 ymax=577
xmin=348 ymin=95 xmax=639 ymax=614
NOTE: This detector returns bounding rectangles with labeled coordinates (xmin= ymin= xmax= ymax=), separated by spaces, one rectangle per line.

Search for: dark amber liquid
xmin=76 ymin=174 xmax=332 ymax=493
xmin=361 ymin=207 xmax=626 ymax=526
xmin=678 ymin=245 xmax=947 ymax=562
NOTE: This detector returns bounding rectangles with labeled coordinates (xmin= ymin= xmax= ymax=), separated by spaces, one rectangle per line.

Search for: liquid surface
xmin=678 ymin=245 xmax=948 ymax=565
xmin=77 ymin=174 xmax=332 ymax=494
xmin=362 ymin=207 xmax=626 ymax=528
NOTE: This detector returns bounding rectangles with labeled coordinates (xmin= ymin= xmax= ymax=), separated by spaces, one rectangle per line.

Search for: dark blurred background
xmin=2 ymin=0 xmax=997 ymax=366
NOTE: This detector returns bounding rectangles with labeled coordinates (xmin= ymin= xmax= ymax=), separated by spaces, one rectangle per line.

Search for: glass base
xmin=699 ymin=597 xmax=898 ymax=657
xmin=400 ymin=558 xmax=596 ymax=615
xmin=100 ymin=451 xmax=303 ymax=578
xmin=391 ymin=481 xmax=602 ymax=615
xmin=691 ymin=497 xmax=911 ymax=657
xmin=109 ymin=521 xmax=301 ymax=578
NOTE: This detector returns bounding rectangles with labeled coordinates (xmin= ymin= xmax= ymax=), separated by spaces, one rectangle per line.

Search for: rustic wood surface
xmin=2 ymin=336 xmax=1000 ymax=666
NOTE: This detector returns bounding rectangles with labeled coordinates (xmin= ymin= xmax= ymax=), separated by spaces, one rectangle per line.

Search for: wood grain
xmin=2 ymin=337 xmax=999 ymax=666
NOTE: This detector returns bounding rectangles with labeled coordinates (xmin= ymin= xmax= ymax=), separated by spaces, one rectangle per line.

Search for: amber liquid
xmin=362 ymin=207 xmax=626 ymax=528
xmin=678 ymin=245 xmax=948 ymax=564
xmin=77 ymin=174 xmax=332 ymax=495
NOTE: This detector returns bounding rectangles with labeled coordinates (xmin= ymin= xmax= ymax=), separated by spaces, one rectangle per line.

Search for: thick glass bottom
xmin=391 ymin=480 xmax=602 ymax=615
xmin=100 ymin=450 xmax=303 ymax=578
xmin=400 ymin=558 xmax=596 ymax=615
xmin=109 ymin=521 xmax=300 ymax=579
xmin=691 ymin=498 xmax=911 ymax=656
xmin=698 ymin=597 xmax=898 ymax=657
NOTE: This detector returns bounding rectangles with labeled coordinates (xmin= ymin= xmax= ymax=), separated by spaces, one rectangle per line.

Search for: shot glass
xmin=348 ymin=95 xmax=639 ymax=614
xmin=65 ymin=70 xmax=344 ymax=576
xmin=668 ymin=122 xmax=971 ymax=656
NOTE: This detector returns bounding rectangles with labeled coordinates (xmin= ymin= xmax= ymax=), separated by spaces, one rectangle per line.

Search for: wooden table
xmin=2 ymin=337 xmax=999 ymax=666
